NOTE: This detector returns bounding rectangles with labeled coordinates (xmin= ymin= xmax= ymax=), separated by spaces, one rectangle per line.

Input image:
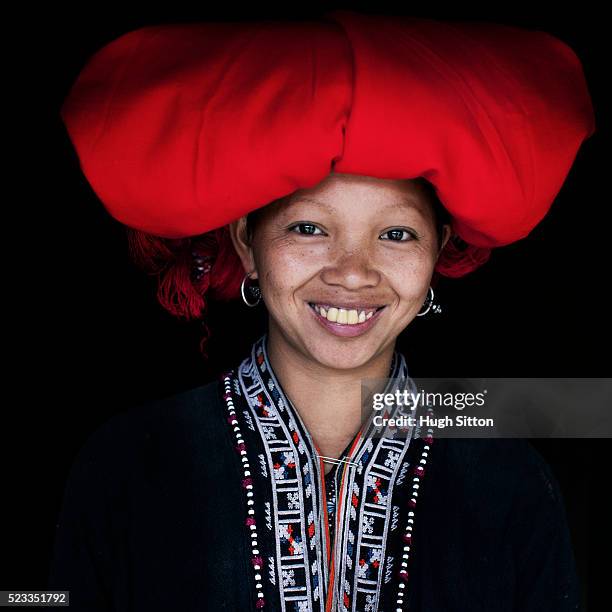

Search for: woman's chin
xmin=301 ymin=337 xmax=387 ymax=372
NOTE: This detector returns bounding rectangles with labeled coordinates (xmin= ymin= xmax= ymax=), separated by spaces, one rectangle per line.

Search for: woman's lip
xmin=306 ymin=301 xmax=386 ymax=337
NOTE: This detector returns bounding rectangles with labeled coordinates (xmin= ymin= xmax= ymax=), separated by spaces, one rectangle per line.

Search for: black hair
xmin=413 ymin=176 xmax=452 ymax=250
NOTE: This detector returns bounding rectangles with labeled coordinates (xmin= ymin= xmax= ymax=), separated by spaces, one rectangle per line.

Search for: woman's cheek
xmin=262 ymin=267 xmax=300 ymax=309
xmin=385 ymin=250 xmax=431 ymax=277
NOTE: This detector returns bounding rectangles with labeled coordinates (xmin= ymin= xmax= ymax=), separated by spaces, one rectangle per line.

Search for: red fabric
xmin=61 ymin=10 xmax=596 ymax=251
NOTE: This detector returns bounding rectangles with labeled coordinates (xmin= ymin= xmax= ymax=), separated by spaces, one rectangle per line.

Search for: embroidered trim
xmin=237 ymin=341 xmax=325 ymax=610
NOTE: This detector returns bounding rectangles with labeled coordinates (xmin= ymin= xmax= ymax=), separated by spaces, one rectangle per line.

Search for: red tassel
xmin=125 ymin=226 xmax=245 ymax=359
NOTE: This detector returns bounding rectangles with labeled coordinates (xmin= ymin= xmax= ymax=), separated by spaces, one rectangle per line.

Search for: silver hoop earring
xmin=240 ymin=272 xmax=262 ymax=307
xmin=416 ymin=286 xmax=442 ymax=316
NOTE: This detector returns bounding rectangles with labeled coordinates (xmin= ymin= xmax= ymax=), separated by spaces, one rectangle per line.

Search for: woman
xmin=50 ymin=9 xmax=595 ymax=611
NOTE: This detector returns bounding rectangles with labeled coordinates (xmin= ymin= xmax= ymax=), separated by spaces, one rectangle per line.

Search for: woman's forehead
xmin=286 ymin=195 xmax=428 ymax=217
xmin=283 ymin=175 xmax=433 ymax=215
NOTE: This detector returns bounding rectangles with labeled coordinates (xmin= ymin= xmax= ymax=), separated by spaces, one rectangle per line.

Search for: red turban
xmin=61 ymin=10 xmax=595 ymax=257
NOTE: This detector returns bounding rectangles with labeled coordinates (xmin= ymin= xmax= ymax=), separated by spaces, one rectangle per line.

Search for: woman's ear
xmin=228 ymin=216 xmax=257 ymax=279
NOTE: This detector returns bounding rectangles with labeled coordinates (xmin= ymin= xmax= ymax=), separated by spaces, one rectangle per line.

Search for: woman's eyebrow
xmin=378 ymin=197 xmax=424 ymax=213
xmin=288 ymin=196 xmax=335 ymax=212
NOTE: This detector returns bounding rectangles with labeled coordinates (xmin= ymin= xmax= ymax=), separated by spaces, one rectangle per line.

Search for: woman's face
xmin=230 ymin=173 xmax=451 ymax=370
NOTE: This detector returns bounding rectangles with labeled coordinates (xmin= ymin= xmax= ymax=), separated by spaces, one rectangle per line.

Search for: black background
xmin=3 ymin=3 xmax=607 ymax=610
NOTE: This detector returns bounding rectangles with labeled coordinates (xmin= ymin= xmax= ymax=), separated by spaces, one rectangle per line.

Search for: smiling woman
xmin=51 ymin=9 xmax=595 ymax=612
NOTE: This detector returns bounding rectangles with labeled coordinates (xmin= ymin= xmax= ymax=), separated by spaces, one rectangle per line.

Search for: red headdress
xmin=60 ymin=10 xmax=596 ymax=351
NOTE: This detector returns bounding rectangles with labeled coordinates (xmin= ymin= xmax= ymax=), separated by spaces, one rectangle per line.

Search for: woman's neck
xmin=265 ymin=327 xmax=395 ymax=465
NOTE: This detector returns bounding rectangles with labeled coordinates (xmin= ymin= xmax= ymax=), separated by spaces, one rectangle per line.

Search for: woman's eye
xmin=288 ymin=223 xmax=324 ymax=236
xmin=380 ymin=229 xmax=417 ymax=242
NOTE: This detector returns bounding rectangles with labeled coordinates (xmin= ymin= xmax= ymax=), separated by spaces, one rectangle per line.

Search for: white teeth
xmin=311 ymin=303 xmax=380 ymax=325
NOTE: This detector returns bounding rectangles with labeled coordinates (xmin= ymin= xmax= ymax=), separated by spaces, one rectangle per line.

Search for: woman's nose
xmin=319 ymin=248 xmax=381 ymax=289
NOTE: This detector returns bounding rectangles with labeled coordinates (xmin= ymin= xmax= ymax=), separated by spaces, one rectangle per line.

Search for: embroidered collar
xmin=220 ymin=333 xmax=433 ymax=611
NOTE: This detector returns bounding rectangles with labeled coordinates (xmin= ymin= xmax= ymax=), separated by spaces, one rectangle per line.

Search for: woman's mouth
xmin=306 ymin=302 xmax=386 ymax=337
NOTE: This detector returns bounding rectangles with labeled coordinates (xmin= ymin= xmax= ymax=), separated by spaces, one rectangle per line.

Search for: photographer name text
xmin=372 ymin=414 xmax=494 ymax=428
